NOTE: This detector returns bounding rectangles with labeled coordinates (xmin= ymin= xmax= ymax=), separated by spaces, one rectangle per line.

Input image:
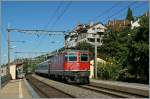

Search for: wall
xmin=9 ymin=65 xmax=16 ymax=80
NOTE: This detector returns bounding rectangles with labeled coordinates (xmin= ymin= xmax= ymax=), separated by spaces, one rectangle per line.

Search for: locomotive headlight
xmin=77 ymin=63 xmax=80 ymax=67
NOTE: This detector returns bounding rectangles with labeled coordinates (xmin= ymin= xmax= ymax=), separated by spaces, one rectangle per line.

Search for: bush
xmin=97 ymin=62 xmax=121 ymax=80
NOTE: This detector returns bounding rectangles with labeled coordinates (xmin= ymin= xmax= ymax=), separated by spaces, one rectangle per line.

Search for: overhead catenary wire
xmin=102 ymin=1 xmax=138 ymax=23
xmin=43 ymin=2 xmax=63 ymax=30
xmin=43 ymin=1 xmax=72 ymax=54
xmin=50 ymin=1 xmax=72 ymax=30
xmin=32 ymin=2 xmax=64 ymax=55
xmin=90 ymin=1 xmax=122 ymax=23
xmin=10 ymin=1 xmax=145 ymax=61
xmin=7 ymin=28 xmax=66 ymax=60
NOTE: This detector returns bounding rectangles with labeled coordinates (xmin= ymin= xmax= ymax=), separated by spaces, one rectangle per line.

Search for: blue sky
xmin=1 ymin=1 xmax=149 ymax=64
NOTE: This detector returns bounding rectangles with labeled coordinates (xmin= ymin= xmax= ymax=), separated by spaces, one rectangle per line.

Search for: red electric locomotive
xmin=35 ymin=49 xmax=90 ymax=84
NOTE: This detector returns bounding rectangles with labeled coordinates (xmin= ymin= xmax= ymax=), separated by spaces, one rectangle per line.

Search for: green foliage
xmin=100 ymin=14 xmax=149 ymax=84
xmin=97 ymin=62 xmax=121 ymax=80
xmin=76 ymin=41 xmax=94 ymax=56
xmin=75 ymin=15 xmax=149 ymax=84
xmin=126 ymin=15 xmax=149 ymax=83
xmin=23 ymin=56 xmax=46 ymax=73
xmin=126 ymin=7 xmax=134 ymax=21
xmin=100 ymin=28 xmax=130 ymax=65
xmin=76 ymin=41 xmax=93 ymax=50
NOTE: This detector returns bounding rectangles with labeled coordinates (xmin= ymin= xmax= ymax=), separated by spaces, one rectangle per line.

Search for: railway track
xmin=76 ymin=84 xmax=147 ymax=98
xmin=26 ymin=74 xmax=148 ymax=98
xmin=26 ymin=75 xmax=75 ymax=98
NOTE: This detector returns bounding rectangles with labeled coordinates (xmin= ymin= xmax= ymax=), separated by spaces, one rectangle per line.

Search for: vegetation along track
xmin=26 ymin=75 xmax=75 ymax=98
xmin=76 ymin=84 xmax=147 ymax=98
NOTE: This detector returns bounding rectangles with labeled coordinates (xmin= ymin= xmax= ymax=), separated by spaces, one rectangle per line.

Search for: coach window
xmin=68 ymin=53 xmax=77 ymax=62
xmin=80 ymin=53 xmax=88 ymax=62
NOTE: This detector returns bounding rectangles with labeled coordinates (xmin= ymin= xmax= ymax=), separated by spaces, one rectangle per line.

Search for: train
xmin=35 ymin=49 xmax=90 ymax=84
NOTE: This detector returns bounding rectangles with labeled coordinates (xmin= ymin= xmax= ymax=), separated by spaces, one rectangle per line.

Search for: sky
xmin=1 ymin=1 xmax=149 ymax=64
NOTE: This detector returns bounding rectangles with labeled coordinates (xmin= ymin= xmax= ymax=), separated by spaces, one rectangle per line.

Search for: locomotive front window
xmin=65 ymin=55 xmax=68 ymax=61
xmin=80 ymin=54 xmax=88 ymax=62
xmin=68 ymin=53 xmax=77 ymax=62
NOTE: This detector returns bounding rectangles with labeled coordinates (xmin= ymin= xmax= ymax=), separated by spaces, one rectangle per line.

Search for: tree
xmin=100 ymin=29 xmax=130 ymax=65
xmin=126 ymin=15 xmax=149 ymax=83
xmin=76 ymin=41 xmax=95 ymax=59
xmin=126 ymin=7 xmax=134 ymax=21
xmin=100 ymin=14 xmax=149 ymax=84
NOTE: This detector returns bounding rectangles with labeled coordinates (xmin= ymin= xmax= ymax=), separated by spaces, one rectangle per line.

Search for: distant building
xmin=65 ymin=31 xmax=78 ymax=48
xmin=9 ymin=63 xmax=24 ymax=80
xmin=131 ymin=19 xmax=140 ymax=29
xmin=107 ymin=19 xmax=131 ymax=32
xmin=77 ymin=22 xmax=107 ymax=46
xmin=131 ymin=11 xmax=149 ymax=29
xmin=65 ymin=22 xmax=107 ymax=48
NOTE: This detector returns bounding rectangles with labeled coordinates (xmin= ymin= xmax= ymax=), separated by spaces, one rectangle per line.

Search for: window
xmin=92 ymin=28 xmax=95 ymax=30
xmin=80 ymin=54 xmax=88 ymax=62
xmin=65 ymin=55 xmax=68 ymax=61
xmin=68 ymin=53 xmax=77 ymax=62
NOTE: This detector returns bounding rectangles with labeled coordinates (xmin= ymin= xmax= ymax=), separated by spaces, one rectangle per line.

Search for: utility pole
xmin=7 ymin=25 xmax=10 ymax=79
xmin=0 ymin=1 xmax=1 ymax=88
xmin=94 ymin=34 xmax=98 ymax=79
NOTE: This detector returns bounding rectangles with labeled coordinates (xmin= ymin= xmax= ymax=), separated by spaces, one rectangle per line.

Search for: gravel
xmin=32 ymin=74 xmax=111 ymax=98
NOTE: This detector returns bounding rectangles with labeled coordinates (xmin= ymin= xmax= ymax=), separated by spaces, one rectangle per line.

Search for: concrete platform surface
xmin=90 ymin=79 xmax=149 ymax=97
xmin=91 ymin=79 xmax=149 ymax=89
xmin=0 ymin=79 xmax=32 ymax=98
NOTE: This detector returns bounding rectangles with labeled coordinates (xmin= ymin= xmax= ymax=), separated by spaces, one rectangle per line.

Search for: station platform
xmin=0 ymin=79 xmax=38 ymax=98
xmin=91 ymin=79 xmax=149 ymax=89
xmin=90 ymin=79 xmax=149 ymax=97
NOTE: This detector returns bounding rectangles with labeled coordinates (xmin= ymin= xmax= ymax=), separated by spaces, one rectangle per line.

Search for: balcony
xmin=77 ymin=33 xmax=102 ymax=41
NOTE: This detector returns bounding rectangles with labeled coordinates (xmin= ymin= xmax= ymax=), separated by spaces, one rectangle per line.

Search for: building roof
xmin=87 ymin=22 xmax=106 ymax=29
xmin=107 ymin=19 xmax=131 ymax=26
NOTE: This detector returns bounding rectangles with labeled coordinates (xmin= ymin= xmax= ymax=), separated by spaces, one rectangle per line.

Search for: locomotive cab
xmin=64 ymin=50 xmax=90 ymax=84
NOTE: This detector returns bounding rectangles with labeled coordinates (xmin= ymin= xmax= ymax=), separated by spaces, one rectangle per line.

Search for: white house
xmin=131 ymin=11 xmax=149 ymax=29
xmin=131 ymin=19 xmax=140 ymax=29
xmin=65 ymin=22 xmax=107 ymax=48
xmin=65 ymin=31 xmax=78 ymax=48
xmin=77 ymin=22 xmax=107 ymax=46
